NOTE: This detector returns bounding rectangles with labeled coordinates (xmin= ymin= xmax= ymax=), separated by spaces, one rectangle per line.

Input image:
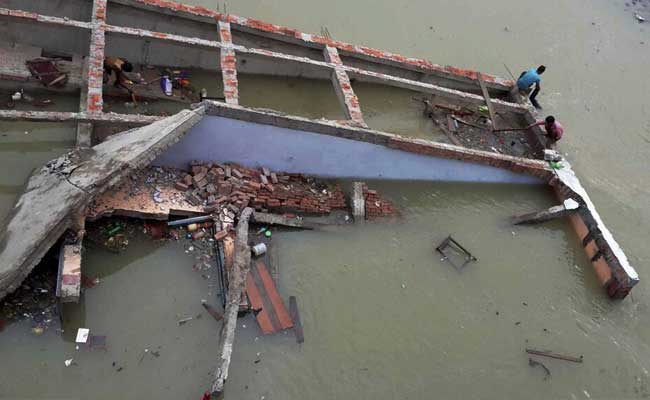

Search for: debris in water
xmin=528 ymin=358 xmax=551 ymax=380
xmin=289 ymin=296 xmax=304 ymax=344
xmin=178 ymin=317 xmax=193 ymax=326
xmin=202 ymin=302 xmax=224 ymax=321
xmin=81 ymin=274 xmax=100 ymax=289
xmin=32 ymin=326 xmax=44 ymax=335
xmin=75 ymin=328 xmax=90 ymax=343
xmin=88 ymin=335 xmax=107 ymax=350
xmin=435 ymin=235 xmax=477 ymax=271
xmin=525 ymin=348 xmax=583 ymax=363
xmin=64 ymin=358 xmax=74 ymax=367
xmin=635 ymin=13 xmax=646 ymax=22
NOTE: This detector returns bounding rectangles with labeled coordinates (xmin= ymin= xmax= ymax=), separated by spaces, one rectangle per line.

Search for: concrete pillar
xmin=352 ymin=181 xmax=366 ymax=221
xmin=77 ymin=56 xmax=93 ymax=147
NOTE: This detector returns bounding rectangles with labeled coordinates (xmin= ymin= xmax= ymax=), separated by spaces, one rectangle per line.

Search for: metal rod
xmin=167 ymin=215 xmax=211 ymax=226
xmin=525 ymin=348 xmax=583 ymax=363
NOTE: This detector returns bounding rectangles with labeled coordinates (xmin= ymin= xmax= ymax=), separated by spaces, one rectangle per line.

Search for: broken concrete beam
xmin=57 ymin=242 xmax=82 ymax=303
xmin=211 ymin=207 xmax=253 ymax=397
xmin=352 ymin=182 xmax=365 ymax=221
xmin=0 ymin=107 xmax=204 ymax=301
xmin=252 ymin=212 xmax=313 ymax=230
xmin=512 ymin=198 xmax=580 ymax=225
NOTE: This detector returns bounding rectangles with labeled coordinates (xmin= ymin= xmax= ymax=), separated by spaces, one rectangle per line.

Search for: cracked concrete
xmin=0 ymin=107 xmax=204 ymax=300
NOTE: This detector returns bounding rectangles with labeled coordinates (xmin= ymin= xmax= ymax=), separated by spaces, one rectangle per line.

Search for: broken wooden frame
xmin=435 ymin=235 xmax=478 ymax=271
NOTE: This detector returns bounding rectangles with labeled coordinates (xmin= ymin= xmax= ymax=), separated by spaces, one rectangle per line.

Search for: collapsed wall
xmin=0 ymin=107 xmax=204 ymax=300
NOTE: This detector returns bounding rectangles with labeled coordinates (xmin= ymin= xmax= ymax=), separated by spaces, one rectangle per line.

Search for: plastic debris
xmin=64 ymin=358 xmax=74 ymax=367
xmin=75 ymin=328 xmax=90 ymax=343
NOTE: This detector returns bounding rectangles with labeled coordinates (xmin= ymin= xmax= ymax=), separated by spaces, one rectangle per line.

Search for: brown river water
xmin=1 ymin=0 xmax=650 ymax=399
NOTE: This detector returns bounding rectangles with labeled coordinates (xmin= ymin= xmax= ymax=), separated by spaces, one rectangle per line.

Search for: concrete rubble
xmin=0 ymin=107 xmax=204 ymax=300
xmin=0 ymin=0 xmax=643 ymax=398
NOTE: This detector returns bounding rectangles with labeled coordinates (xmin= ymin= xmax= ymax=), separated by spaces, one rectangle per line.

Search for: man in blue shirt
xmin=517 ymin=65 xmax=546 ymax=108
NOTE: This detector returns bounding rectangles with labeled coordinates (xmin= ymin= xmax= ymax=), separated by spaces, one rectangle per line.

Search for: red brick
xmin=247 ymin=181 xmax=262 ymax=190
xmin=175 ymin=181 xmax=189 ymax=191
xmin=183 ymin=174 xmax=193 ymax=186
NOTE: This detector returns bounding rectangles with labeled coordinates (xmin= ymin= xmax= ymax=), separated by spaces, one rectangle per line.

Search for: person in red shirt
xmin=527 ymin=115 xmax=563 ymax=148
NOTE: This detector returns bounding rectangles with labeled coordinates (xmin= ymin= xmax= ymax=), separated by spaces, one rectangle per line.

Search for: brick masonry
xmin=323 ymin=46 xmax=366 ymax=127
xmin=86 ymin=0 xmax=107 ymax=114
xmin=219 ymin=21 xmax=239 ymax=105
xmin=362 ymin=184 xmax=396 ymax=219
xmin=182 ymin=162 xmax=347 ymax=215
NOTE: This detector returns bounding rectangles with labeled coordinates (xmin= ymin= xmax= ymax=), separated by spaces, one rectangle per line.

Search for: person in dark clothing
xmin=103 ymin=57 xmax=134 ymax=93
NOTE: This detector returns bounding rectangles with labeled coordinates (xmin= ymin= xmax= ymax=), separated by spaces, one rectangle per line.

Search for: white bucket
xmin=251 ymin=243 xmax=267 ymax=256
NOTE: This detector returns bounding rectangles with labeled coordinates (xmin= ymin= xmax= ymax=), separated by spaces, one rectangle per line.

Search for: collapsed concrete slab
xmin=0 ymin=107 xmax=204 ymax=300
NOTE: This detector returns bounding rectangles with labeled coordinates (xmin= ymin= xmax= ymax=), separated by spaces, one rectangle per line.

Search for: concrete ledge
xmin=0 ymin=110 xmax=161 ymax=124
xmin=552 ymin=163 xmax=639 ymax=298
xmin=201 ymin=101 xmax=552 ymax=180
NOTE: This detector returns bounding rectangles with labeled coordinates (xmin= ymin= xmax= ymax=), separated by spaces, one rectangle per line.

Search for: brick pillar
xmin=219 ymin=21 xmax=239 ymax=105
xmin=323 ymin=46 xmax=366 ymax=127
xmin=86 ymin=0 xmax=107 ymax=114
xmin=77 ymin=0 xmax=107 ymax=147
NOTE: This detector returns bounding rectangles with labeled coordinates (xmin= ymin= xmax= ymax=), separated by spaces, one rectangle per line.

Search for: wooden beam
xmin=478 ymin=72 xmax=498 ymax=130
xmin=512 ymin=199 xmax=580 ymax=225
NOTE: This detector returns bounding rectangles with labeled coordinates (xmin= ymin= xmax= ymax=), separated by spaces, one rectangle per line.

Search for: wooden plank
xmin=478 ymin=72 xmax=497 ymax=130
xmin=246 ymin=269 xmax=275 ymax=334
xmin=256 ymin=260 xmax=293 ymax=330
xmin=250 ymin=260 xmax=283 ymax=333
xmin=435 ymin=118 xmax=463 ymax=146
xmin=446 ymin=114 xmax=457 ymax=133
xmin=289 ymin=296 xmax=304 ymax=343
xmin=268 ymin=241 xmax=280 ymax=284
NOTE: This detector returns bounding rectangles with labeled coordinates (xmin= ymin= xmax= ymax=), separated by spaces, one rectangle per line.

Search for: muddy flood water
xmin=2 ymin=0 xmax=650 ymax=399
